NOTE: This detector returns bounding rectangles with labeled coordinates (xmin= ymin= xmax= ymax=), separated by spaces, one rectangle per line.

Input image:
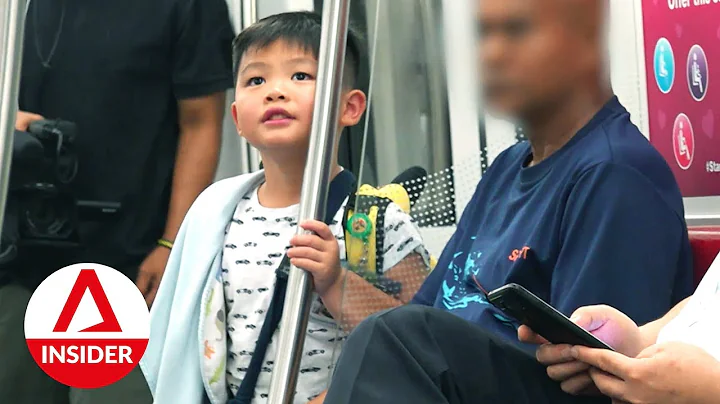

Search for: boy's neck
xmin=257 ymin=156 xmax=342 ymax=208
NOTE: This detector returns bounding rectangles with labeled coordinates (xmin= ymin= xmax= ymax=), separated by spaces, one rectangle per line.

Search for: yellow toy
xmin=344 ymin=183 xmax=437 ymax=284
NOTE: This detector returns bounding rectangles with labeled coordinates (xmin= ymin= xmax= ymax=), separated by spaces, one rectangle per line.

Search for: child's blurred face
xmin=232 ymin=41 xmax=317 ymax=152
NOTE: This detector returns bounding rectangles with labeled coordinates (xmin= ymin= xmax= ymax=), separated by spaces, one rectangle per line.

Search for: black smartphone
xmin=487 ymin=283 xmax=613 ymax=350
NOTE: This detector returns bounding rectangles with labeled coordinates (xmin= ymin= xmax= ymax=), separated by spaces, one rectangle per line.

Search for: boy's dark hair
xmin=232 ymin=11 xmax=364 ymax=90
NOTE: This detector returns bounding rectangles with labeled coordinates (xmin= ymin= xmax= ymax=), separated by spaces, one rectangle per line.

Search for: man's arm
xmin=525 ymin=164 xmax=692 ymax=397
xmin=136 ymin=94 xmax=226 ymax=305
xmin=135 ymin=0 xmax=233 ymax=304
xmin=161 ymin=94 xmax=225 ymax=242
xmin=163 ymin=0 xmax=233 ymax=240
xmin=550 ymin=162 xmax=692 ymax=328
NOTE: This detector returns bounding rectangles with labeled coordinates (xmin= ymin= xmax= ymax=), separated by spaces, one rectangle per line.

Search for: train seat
xmin=688 ymin=226 xmax=720 ymax=287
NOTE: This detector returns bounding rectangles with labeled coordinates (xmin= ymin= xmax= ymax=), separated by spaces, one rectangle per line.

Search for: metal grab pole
xmin=241 ymin=0 xmax=257 ymax=31
xmin=267 ymin=1 xmax=351 ymax=403
xmin=234 ymin=0 xmax=259 ymax=174
xmin=241 ymin=0 xmax=262 ymax=171
xmin=0 ymin=0 xmax=27 ymax=235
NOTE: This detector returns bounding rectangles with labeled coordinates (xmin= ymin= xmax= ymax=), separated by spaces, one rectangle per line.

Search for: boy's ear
xmin=338 ymin=89 xmax=367 ymax=127
xmin=231 ymin=101 xmax=244 ymax=137
xmin=230 ymin=101 xmax=240 ymax=132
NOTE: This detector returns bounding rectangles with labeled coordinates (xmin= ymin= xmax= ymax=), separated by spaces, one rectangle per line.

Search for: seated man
xmin=527 ymin=251 xmax=720 ymax=403
xmin=320 ymin=0 xmax=693 ymax=403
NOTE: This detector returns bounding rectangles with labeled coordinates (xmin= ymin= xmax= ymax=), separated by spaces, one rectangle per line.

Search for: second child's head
xmin=231 ymin=12 xmax=366 ymax=158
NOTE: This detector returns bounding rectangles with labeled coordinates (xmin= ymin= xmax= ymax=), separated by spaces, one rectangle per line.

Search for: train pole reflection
xmin=0 ymin=0 xmax=27 ymax=236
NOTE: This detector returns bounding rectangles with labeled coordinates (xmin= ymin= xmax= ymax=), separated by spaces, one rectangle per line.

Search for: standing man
xmin=0 ymin=0 xmax=234 ymax=403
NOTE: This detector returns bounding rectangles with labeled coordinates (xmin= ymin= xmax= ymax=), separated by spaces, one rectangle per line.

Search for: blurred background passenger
xmin=0 ymin=0 xmax=234 ymax=403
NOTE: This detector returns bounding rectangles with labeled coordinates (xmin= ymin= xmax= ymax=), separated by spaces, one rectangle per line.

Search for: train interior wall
xmin=213 ymin=0 xmax=720 ymax=257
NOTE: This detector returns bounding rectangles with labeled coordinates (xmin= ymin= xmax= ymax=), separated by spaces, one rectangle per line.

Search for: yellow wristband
xmin=157 ymin=238 xmax=174 ymax=249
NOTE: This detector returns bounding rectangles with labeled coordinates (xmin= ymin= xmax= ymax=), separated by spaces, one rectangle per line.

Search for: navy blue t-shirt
xmin=413 ymin=96 xmax=693 ymax=348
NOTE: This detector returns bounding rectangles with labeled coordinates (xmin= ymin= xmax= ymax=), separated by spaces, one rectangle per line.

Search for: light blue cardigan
xmin=140 ymin=171 xmax=266 ymax=404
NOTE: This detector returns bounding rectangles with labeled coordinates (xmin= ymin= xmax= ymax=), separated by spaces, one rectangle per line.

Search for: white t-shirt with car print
xmin=221 ymin=185 xmax=427 ymax=403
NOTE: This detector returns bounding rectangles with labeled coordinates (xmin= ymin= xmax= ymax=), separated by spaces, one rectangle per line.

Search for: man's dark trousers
xmin=325 ymin=305 xmax=611 ymax=404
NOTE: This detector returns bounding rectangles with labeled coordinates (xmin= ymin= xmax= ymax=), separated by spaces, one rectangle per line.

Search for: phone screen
xmin=488 ymin=284 xmax=613 ymax=350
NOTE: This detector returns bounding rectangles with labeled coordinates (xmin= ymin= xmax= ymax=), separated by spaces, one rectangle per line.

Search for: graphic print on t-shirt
xmin=442 ymin=249 xmax=486 ymax=310
xmin=439 ymin=236 xmax=513 ymax=325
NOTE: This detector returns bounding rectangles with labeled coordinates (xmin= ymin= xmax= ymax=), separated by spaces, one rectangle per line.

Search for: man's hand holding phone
xmin=518 ymin=304 xmax=644 ymax=396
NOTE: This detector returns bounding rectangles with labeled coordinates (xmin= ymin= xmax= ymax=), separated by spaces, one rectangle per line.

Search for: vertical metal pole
xmin=0 ymin=0 xmax=27 ymax=235
xmin=241 ymin=0 xmax=257 ymax=29
xmin=266 ymin=0 xmax=351 ymax=402
xmin=418 ymin=0 xmax=450 ymax=175
xmin=229 ymin=0 xmax=249 ymax=174
xmin=242 ymin=0 xmax=262 ymax=171
xmin=232 ymin=0 xmax=259 ymax=174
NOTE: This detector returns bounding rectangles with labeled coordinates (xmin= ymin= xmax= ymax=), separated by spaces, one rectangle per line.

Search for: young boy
xmin=140 ymin=11 xmax=430 ymax=404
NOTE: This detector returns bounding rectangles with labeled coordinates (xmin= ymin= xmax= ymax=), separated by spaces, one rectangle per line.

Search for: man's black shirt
xmin=15 ymin=0 xmax=234 ymax=282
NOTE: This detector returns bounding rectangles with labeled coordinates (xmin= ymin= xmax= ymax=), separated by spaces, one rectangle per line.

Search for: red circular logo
xmin=24 ymin=263 xmax=150 ymax=389
xmin=672 ymin=113 xmax=695 ymax=170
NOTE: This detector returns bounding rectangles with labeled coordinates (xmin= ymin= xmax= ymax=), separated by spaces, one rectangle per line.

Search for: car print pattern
xmin=219 ymin=188 xmax=425 ymax=402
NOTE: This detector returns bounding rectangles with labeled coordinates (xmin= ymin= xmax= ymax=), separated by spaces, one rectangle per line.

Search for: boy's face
xmin=232 ymin=41 xmax=317 ymax=152
xmin=231 ymin=40 xmax=366 ymax=155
